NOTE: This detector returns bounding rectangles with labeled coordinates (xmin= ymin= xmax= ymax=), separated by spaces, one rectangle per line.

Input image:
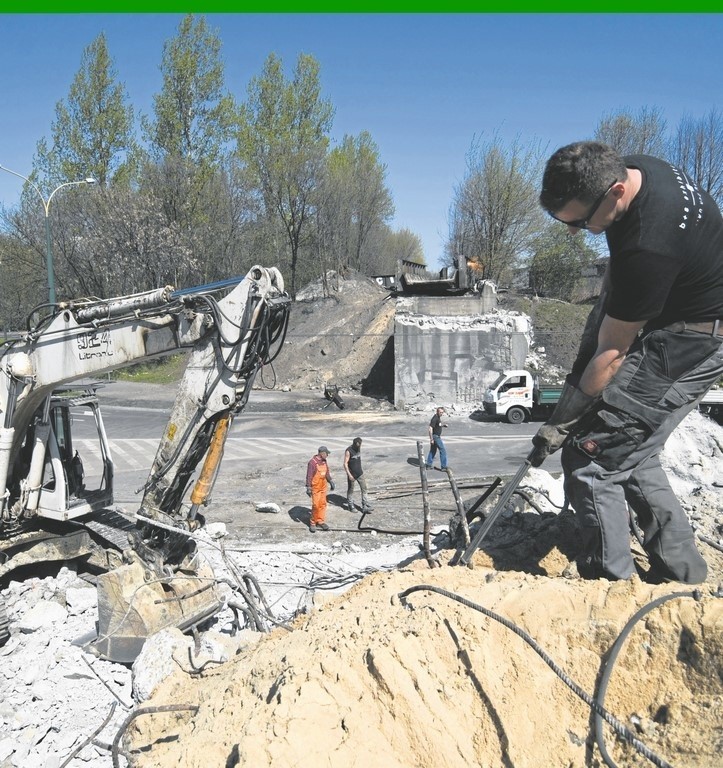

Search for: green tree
xmin=237 ymin=52 xmax=335 ymax=296
xmin=317 ymin=131 xmax=394 ymax=277
xmin=448 ymin=136 xmax=544 ymax=285
xmin=34 ymin=33 xmax=135 ymax=189
xmin=528 ymin=225 xmax=598 ymax=302
xmin=375 ymin=227 xmax=425 ymax=274
xmin=140 ymin=15 xmax=239 ymax=282
xmin=143 ymin=15 xmax=236 ymax=165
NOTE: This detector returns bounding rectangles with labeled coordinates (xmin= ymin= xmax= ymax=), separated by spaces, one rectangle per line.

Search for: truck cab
xmin=483 ymin=370 xmax=562 ymax=424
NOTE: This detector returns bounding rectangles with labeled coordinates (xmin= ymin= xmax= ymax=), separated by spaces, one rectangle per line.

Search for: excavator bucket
xmin=90 ymin=559 xmax=223 ymax=663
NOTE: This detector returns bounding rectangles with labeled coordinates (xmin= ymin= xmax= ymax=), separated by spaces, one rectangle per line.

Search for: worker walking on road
xmin=425 ymin=406 xmax=449 ymax=470
xmin=306 ymin=446 xmax=335 ymax=532
xmin=343 ymin=437 xmax=374 ymax=513
xmin=531 ymin=141 xmax=723 ymax=584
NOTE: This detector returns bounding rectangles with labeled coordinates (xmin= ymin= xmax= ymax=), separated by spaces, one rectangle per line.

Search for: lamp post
xmin=0 ymin=164 xmax=96 ymax=304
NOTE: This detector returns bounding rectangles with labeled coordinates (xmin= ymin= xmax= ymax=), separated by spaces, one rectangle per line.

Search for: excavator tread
xmin=80 ymin=508 xmax=136 ymax=552
xmin=0 ymin=596 xmax=8 ymax=647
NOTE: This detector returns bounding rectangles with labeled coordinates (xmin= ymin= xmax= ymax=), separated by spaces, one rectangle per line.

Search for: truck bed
xmin=537 ymin=385 xmax=563 ymax=405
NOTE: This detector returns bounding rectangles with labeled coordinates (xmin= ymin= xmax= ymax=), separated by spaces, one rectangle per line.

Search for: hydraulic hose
xmin=398 ymin=584 xmax=677 ymax=768
xmin=593 ymin=589 xmax=707 ymax=768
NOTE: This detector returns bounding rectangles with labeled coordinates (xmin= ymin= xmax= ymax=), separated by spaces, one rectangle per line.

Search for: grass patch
xmin=103 ymin=353 xmax=190 ymax=384
xmin=499 ymin=294 xmax=592 ymax=374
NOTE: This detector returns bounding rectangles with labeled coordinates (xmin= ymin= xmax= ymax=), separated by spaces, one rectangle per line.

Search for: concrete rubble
xmin=0 ymin=409 xmax=720 ymax=767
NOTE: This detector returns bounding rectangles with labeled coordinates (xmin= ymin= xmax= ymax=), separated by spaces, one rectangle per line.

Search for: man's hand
xmin=529 ymin=424 xmax=570 ymax=467
xmin=528 ymin=378 xmax=598 ymax=468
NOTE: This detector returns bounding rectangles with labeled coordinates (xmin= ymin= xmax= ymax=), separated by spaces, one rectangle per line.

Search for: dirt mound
xmin=119 ymin=283 xmax=723 ymax=768
xmin=266 ymin=272 xmax=395 ymax=396
xmin=127 ymin=562 xmax=722 ymax=768
xmin=125 ymin=412 xmax=723 ymax=768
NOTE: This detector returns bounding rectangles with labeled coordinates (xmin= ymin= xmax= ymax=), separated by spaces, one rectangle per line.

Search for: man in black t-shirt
xmin=530 ymin=141 xmax=723 ymax=584
xmin=343 ymin=437 xmax=373 ymax=513
xmin=426 ymin=406 xmax=449 ymax=470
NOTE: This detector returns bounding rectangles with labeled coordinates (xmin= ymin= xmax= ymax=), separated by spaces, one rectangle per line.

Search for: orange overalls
xmin=306 ymin=454 xmax=332 ymax=525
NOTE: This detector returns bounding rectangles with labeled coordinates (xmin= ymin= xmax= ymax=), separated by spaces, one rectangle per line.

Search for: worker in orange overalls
xmin=306 ymin=446 xmax=335 ymax=532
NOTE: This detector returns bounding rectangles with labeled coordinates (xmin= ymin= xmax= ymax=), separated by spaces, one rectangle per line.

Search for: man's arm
xmin=579 ymin=314 xmax=646 ymax=397
xmin=306 ymin=459 xmax=315 ymax=488
xmin=344 ymin=449 xmax=352 ymax=478
xmin=528 ymin=314 xmax=645 ymax=468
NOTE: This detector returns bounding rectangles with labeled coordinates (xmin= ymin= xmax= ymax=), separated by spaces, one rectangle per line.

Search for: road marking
xmin=73 ymin=434 xmax=530 ymax=472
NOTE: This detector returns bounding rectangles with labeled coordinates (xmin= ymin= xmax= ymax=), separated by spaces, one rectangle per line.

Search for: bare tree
xmin=448 ymin=136 xmax=544 ymax=285
xmin=670 ymin=108 xmax=723 ymax=207
xmin=594 ymin=106 xmax=667 ymax=156
xmin=0 ymin=228 xmax=48 ymax=328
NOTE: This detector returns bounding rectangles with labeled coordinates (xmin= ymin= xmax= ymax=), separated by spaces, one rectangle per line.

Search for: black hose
xmin=594 ymin=590 xmax=704 ymax=768
xmin=111 ymin=704 xmax=198 ymax=768
xmin=398 ymin=584 xmax=675 ymax=768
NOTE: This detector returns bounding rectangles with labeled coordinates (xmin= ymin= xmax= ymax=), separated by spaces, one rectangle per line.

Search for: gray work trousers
xmin=347 ymin=473 xmax=369 ymax=508
xmin=562 ymin=328 xmax=723 ymax=583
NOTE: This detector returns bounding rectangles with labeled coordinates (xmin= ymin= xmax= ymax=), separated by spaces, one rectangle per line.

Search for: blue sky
xmin=1 ymin=13 xmax=722 ymax=270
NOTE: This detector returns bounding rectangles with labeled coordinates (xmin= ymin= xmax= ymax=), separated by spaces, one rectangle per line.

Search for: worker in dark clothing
xmin=306 ymin=446 xmax=335 ymax=532
xmin=343 ymin=437 xmax=373 ymax=513
xmin=531 ymin=141 xmax=723 ymax=584
xmin=425 ymin=406 xmax=449 ymax=470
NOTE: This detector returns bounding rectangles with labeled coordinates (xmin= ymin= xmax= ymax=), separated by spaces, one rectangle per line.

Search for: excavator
xmin=0 ymin=265 xmax=290 ymax=661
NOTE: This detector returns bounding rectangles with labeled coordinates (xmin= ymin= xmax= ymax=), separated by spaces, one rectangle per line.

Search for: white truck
xmin=0 ymin=265 xmax=290 ymax=660
xmin=482 ymin=370 xmax=564 ymax=424
xmin=484 ymin=369 xmax=723 ymax=425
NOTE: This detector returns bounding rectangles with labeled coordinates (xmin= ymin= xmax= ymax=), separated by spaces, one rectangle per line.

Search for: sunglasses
xmin=548 ymin=179 xmax=617 ymax=230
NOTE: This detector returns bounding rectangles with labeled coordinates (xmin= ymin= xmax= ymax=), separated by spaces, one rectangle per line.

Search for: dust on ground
xmin=268 ymin=272 xmax=395 ymax=397
xmin=126 ymin=411 xmax=723 ymax=768
xmin=123 ymin=279 xmax=722 ymax=768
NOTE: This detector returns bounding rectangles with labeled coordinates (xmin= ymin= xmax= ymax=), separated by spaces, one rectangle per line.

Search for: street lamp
xmin=0 ymin=164 xmax=96 ymax=304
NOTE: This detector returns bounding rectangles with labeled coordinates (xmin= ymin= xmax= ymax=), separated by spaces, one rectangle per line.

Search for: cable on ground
xmin=398 ymin=583 xmax=679 ymax=768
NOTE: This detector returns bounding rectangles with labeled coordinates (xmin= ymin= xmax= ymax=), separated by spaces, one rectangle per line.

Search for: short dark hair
xmin=540 ymin=141 xmax=628 ymax=213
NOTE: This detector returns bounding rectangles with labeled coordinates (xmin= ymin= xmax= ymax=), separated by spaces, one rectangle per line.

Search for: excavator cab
xmin=37 ymin=389 xmax=114 ymax=520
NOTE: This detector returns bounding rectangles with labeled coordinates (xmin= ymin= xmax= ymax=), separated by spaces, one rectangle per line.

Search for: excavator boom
xmin=0 ymin=265 xmax=290 ymax=659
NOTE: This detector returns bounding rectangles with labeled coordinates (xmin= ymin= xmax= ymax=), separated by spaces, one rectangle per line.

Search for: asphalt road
xmin=70 ymin=381 xmax=562 ymax=549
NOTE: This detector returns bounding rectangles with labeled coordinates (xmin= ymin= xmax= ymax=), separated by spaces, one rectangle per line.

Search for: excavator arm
xmin=0 ymin=265 xmax=290 ymax=660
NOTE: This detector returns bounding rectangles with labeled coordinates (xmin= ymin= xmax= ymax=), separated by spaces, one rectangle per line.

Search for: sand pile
xmin=125 ymin=411 xmax=723 ymax=768
xmin=126 ymin=562 xmax=722 ymax=768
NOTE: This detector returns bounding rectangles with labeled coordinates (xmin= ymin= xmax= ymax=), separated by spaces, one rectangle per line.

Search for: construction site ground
xmin=95 ymin=382 xmax=723 ymax=768
xmin=2 ymin=269 xmax=721 ymax=768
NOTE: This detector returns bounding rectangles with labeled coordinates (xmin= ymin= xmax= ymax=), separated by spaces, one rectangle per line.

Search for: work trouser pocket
xmin=571 ymin=330 xmax=722 ymax=472
xmin=572 ymin=406 xmax=651 ymax=471
xmin=624 ymin=330 xmax=721 ymax=408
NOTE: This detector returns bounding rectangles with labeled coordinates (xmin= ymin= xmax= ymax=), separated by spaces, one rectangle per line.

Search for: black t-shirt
xmin=346 ymin=445 xmax=363 ymax=479
xmin=605 ymin=155 xmax=723 ymax=328
xmin=429 ymin=413 xmax=444 ymax=436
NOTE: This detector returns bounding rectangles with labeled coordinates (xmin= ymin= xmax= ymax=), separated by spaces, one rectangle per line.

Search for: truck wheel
xmin=506 ymin=407 xmax=526 ymax=424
